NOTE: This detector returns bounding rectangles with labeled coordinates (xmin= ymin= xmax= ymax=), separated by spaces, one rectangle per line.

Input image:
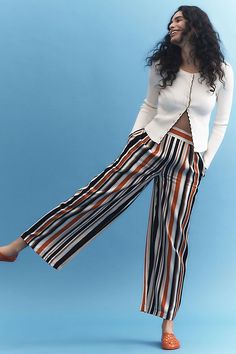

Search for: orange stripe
xmin=169 ymin=127 xmax=193 ymax=142
xmin=140 ymin=239 xmax=147 ymax=311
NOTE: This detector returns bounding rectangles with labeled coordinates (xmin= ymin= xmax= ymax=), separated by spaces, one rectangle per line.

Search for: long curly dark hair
xmin=145 ymin=5 xmax=226 ymax=92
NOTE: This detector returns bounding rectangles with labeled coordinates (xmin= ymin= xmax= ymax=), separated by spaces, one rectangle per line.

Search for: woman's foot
xmin=0 ymin=236 xmax=28 ymax=262
xmin=161 ymin=319 xmax=180 ymax=350
xmin=0 ymin=249 xmax=18 ymax=262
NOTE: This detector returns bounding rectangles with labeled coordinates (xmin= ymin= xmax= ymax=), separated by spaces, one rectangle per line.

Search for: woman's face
xmin=168 ymin=10 xmax=190 ymax=46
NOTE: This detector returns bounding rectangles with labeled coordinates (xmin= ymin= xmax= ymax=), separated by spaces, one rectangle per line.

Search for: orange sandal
xmin=161 ymin=332 xmax=180 ymax=350
xmin=0 ymin=251 xmax=18 ymax=262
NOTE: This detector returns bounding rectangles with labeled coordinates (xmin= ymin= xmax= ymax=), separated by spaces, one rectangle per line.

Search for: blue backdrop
xmin=0 ymin=1 xmax=235 ymax=353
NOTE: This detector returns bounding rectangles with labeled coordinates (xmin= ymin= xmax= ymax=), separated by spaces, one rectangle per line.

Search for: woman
xmin=0 ymin=5 xmax=234 ymax=350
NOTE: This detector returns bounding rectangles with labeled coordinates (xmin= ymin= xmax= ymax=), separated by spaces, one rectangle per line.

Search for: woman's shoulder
xmin=151 ymin=59 xmax=161 ymax=72
xmin=221 ymin=60 xmax=234 ymax=77
xmin=215 ymin=61 xmax=234 ymax=97
xmin=148 ymin=60 xmax=162 ymax=84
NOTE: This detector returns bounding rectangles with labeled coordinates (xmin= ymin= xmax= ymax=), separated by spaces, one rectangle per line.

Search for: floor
xmin=0 ymin=311 xmax=235 ymax=354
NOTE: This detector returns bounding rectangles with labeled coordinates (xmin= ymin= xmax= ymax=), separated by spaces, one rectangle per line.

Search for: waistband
xmin=167 ymin=126 xmax=193 ymax=145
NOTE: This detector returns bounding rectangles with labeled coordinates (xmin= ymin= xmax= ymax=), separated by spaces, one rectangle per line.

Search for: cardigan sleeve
xmin=202 ymin=62 xmax=234 ymax=169
xmin=129 ymin=61 xmax=162 ymax=134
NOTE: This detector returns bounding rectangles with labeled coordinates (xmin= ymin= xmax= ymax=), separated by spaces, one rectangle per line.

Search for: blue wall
xmin=0 ymin=1 xmax=235 ymax=353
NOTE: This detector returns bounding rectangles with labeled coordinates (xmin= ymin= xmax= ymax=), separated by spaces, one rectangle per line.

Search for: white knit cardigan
xmin=130 ymin=61 xmax=234 ymax=169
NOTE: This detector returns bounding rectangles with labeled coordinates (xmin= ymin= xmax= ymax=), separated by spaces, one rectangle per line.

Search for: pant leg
xmin=140 ymin=134 xmax=204 ymax=320
xmin=20 ymin=129 xmax=161 ymax=270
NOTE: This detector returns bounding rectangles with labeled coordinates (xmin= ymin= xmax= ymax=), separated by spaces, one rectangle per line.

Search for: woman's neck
xmin=180 ymin=44 xmax=199 ymax=71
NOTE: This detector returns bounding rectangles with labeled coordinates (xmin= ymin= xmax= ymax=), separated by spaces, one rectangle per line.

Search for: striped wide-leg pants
xmin=20 ymin=125 xmax=205 ymax=320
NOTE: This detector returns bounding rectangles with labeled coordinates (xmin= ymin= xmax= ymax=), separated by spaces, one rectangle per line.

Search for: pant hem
xmin=139 ymin=308 xmax=175 ymax=320
xmin=21 ymin=236 xmax=62 ymax=271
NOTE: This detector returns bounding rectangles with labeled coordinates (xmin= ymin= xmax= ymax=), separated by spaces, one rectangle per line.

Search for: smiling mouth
xmin=170 ymin=30 xmax=180 ymax=37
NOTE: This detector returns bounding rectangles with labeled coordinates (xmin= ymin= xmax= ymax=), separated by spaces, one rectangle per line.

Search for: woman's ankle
xmin=162 ymin=319 xmax=174 ymax=333
xmin=12 ymin=237 xmax=28 ymax=252
xmin=0 ymin=236 xmax=28 ymax=256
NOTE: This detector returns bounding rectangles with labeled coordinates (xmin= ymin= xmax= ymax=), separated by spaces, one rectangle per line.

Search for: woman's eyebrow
xmin=171 ymin=16 xmax=184 ymax=21
xmin=169 ymin=16 xmax=184 ymax=28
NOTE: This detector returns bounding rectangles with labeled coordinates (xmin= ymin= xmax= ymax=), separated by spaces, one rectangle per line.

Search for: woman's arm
xmin=203 ymin=62 xmax=234 ymax=169
xmin=129 ymin=62 xmax=161 ymax=134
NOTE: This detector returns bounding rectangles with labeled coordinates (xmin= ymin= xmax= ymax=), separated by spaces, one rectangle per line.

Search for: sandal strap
xmin=162 ymin=332 xmax=180 ymax=344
